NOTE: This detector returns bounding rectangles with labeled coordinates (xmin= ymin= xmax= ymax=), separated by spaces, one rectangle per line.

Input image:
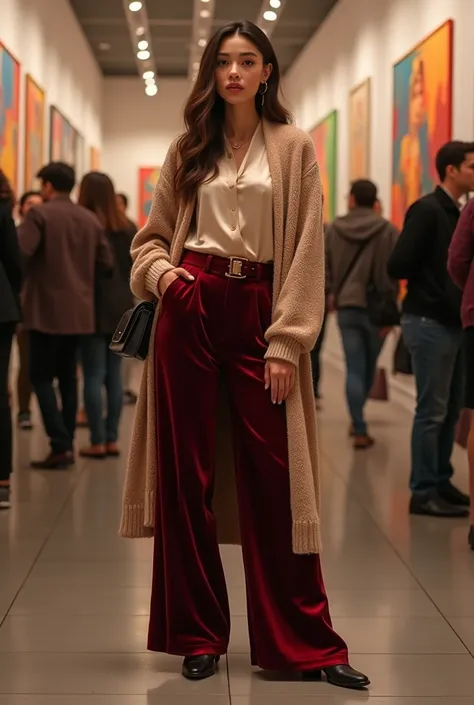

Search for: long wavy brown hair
xmin=175 ymin=20 xmax=292 ymax=203
xmin=0 ymin=169 xmax=15 ymax=207
xmin=78 ymin=172 xmax=128 ymax=231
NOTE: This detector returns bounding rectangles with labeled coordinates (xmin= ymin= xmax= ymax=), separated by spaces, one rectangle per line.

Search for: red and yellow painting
xmin=138 ymin=167 xmax=161 ymax=227
xmin=391 ymin=20 xmax=453 ymax=230
xmin=24 ymin=75 xmax=45 ymax=190
xmin=310 ymin=111 xmax=337 ymax=224
xmin=0 ymin=42 xmax=21 ymax=190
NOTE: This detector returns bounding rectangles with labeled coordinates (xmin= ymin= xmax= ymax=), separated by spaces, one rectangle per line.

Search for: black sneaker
xmin=438 ymin=481 xmax=470 ymax=507
xmin=0 ymin=486 xmax=11 ymax=509
xmin=17 ymin=413 xmax=33 ymax=430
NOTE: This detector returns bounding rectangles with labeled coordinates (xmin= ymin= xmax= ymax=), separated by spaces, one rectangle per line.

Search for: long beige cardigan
xmin=120 ymin=119 xmax=326 ymax=554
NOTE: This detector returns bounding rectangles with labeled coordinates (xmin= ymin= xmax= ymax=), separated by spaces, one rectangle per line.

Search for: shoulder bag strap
xmin=334 ymin=238 xmax=373 ymax=299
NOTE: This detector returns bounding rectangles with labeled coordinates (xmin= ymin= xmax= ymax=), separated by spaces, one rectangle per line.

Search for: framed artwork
xmin=90 ymin=146 xmax=100 ymax=171
xmin=75 ymin=132 xmax=85 ymax=181
xmin=24 ymin=75 xmax=45 ymax=190
xmin=0 ymin=42 xmax=21 ymax=190
xmin=310 ymin=110 xmax=338 ymax=223
xmin=138 ymin=167 xmax=161 ymax=227
xmin=348 ymin=78 xmax=371 ymax=181
xmin=391 ymin=19 xmax=453 ymax=229
xmin=49 ymin=106 xmax=76 ymax=165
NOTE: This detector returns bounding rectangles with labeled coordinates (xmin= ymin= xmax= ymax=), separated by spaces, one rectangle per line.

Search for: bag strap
xmin=334 ymin=238 xmax=373 ymax=298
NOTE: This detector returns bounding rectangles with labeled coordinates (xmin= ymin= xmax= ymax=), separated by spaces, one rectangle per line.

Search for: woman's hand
xmin=158 ymin=267 xmax=194 ymax=296
xmin=264 ymin=359 xmax=296 ymax=404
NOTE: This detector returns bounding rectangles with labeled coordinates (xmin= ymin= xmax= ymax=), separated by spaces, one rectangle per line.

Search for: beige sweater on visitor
xmin=120 ymin=119 xmax=326 ymax=554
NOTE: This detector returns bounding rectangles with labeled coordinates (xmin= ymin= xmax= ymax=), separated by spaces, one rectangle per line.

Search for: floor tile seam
xmin=0 ymin=458 xmax=90 ymax=628
xmin=319 ymin=424 xmax=474 ymax=659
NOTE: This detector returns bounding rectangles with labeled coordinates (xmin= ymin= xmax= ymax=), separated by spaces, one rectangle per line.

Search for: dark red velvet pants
xmin=148 ymin=252 xmax=348 ymax=671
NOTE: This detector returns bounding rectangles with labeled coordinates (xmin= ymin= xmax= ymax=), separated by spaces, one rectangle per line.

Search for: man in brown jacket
xmin=18 ymin=162 xmax=113 ymax=469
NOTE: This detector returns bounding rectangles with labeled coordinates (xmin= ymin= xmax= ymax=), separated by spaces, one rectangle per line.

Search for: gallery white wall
xmin=102 ymin=78 xmax=189 ymax=222
xmin=1 ymin=0 xmax=103 ymax=192
xmin=284 ymin=0 xmax=474 ymax=219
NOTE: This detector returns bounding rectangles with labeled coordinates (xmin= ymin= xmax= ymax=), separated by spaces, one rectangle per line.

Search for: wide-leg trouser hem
xmin=147 ymin=643 xmax=228 ymax=657
xmin=251 ymin=649 xmax=350 ymax=672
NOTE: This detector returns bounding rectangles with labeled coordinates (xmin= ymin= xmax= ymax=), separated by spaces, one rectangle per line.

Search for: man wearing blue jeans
xmin=326 ymin=180 xmax=398 ymax=448
xmin=388 ymin=141 xmax=474 ymax=517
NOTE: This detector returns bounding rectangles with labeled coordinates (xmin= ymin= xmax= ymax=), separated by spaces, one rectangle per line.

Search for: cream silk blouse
xmin=185 ymin=122 xmax=274 ymax=263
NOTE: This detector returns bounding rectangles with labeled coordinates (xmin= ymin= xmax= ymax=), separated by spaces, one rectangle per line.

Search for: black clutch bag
xmin=109 ymin=301 xmax=156 ymax=361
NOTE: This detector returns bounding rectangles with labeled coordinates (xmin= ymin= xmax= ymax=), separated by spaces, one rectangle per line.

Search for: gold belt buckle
xmin=225 ymin=256 xmax=248 ymax=279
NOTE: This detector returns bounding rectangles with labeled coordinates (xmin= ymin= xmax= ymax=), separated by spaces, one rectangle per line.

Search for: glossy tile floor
xmin=1 ymin=357 xmax=474 ymax=703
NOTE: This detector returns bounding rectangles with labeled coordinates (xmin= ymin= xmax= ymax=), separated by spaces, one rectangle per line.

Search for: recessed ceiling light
xmin=146 ymin=84 xmax=158 ymax=96
xmin=193 ymin=61 xmax=200 ymax=70
xmin=200 ymin=9 xmax=210 ymax=18
xmin=138 ymin=40 xmax=148 ymax=50
xmin=201 ymin=0 xmax=210 ymax=3
xmin=136 ymin=26 xmax=145 ymax=36
xmin=137 ymin=49 xmax=150 ymax=60
xmin=143 ymin=70 xmax=154 ymax=79
xmin=145 ymin=77 xmax=155 ymax=86
xmin=263 ymin=10 xmax=277 ymax=21
xmin=129 ymin=1 xmax=142 ymax=11
xmin=270 ymin=0 xmax=281 ymax=8
xmin=98 ymin=42 xmax=110 ymax=51
xmin=198 ymin=38 xmax=207 ymax=47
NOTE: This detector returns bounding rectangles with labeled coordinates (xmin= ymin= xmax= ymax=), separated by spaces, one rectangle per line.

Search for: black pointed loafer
xmin=182 ymin=654 xmax=220 ymax=680
xmin=303 ymin=664 xmax=370 ymax=689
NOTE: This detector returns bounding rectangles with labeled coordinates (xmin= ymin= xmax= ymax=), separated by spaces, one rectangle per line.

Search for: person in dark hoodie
xmin=326 ymin=179 xmax=398 ymax=448
xmin=388 ymin=141 xmax=474 ymax=518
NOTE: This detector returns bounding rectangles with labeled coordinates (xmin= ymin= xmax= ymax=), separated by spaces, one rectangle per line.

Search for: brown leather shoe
xmin=353 ymin=434 xmax=375 ymax=450
xmin=79 ymin=445 xmax=106 ymax=459
xmin=106 ymin=443 xmax=120 ymax=457
xmin=31 ymin=452 xmax=74 ymax=470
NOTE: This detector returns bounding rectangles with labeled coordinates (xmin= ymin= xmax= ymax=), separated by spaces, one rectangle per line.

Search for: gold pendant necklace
xmin=230 ymin=136 xmax=252 ymax=151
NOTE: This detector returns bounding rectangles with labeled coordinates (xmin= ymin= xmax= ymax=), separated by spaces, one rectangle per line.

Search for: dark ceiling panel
xmin=69 ymin=0 xmax=339 ymax=78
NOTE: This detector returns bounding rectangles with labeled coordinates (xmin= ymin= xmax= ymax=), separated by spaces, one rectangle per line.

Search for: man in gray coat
xmin=326 ymin=179 xmax=398 ymax=448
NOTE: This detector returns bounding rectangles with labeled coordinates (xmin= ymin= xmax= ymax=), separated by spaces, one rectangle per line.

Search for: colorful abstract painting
xmin=138 ymin=167 xmax=161 ymax=227
xmin=0 ymin=42 xmax=21 ymax=190
xmin=391 ymin=20 xmax=453 ymax=229
xmin=349 ymin=78 xmax=371 ymax=181
xmin=310 ymin=111 xmax=337 ymax=224
xmin=90 ymin=146 xmax=100 ymax=171
xmin=24 ymin=75 xmax=45 ymax=190
xmin=50 ymin=106 xmax=76 ymax=166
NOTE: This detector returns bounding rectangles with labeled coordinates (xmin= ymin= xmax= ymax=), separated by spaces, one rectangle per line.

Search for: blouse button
xmin=231 ymin=225 xmax=236 ymax=231
xmin=229 ymin=184 xmax=235 ymax=189
xmin=231 ymin=207 xmax=236 ymax=212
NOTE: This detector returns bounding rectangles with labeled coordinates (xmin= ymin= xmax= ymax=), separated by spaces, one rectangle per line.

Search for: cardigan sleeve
xmin=448 ymin=200 xmax=474 ymax=290
xmin=129 ymin=142 xmax=180 ymax=301
xmin=264 ymin=159 xmax=325 ymax=366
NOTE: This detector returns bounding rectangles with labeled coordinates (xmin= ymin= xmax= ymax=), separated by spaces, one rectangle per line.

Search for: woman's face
xmin=214 ymin=33 xmax=272 ymax=107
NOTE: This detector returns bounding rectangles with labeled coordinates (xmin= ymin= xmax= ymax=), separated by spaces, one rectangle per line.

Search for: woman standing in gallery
xmin=120 ymin=20 xmax=370 ymax=690
xmin=78 ymin=172 xmax=134 ymax=458
xmin=0 ymin=170 xmax=22 ymax=508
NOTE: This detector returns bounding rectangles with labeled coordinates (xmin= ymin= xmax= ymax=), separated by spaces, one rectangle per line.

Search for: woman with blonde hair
xmin=120 ymin=20 xmax=369 ymax=690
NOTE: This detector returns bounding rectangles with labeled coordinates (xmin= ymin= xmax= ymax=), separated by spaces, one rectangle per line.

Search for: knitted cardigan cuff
xmin=145 ymin=259 xmax=176 ymax=297
xmin=265 ymin=335 xmax=302 ymax=367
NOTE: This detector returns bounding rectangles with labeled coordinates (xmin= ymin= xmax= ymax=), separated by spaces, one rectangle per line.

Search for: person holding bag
xmin=326 ymin=180 xmax=398 ymax=448
xmin=119 ymin=20 xmax=369 ymax=691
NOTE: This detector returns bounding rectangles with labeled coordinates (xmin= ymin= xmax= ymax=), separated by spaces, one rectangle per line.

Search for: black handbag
xmin=109 ymin=301 xmax=156 ymax=361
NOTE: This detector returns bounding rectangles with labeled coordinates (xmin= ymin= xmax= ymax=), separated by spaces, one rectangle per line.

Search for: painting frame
xmin=138 ymin=167 xmax=161 ymax=227
xmin=49 ymin=105 xmax=77 ymax=166
xmin=0 ymin=40 xmax=21 ymax=191
xmin=310 ymin=110 xmax=338 ymax=224
xmin=391 ymin=19 xmax=454 ymax=229
xmin=24 ymin=74 xmax=46 ymax=191
xmin=348 ymin=77 xmax=371 ymax=181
